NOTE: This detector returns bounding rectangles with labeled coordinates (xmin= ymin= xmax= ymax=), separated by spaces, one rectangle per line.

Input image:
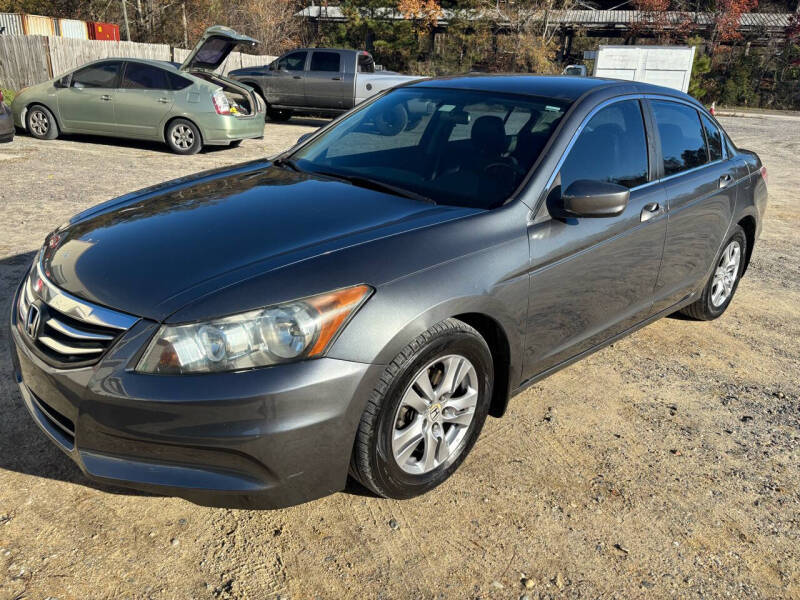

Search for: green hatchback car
xmin=11 ymin=26 xmax=266 ymax=154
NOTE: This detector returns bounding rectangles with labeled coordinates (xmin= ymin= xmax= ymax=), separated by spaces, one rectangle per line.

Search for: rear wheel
xmin=166 ymin=118 xmax=202 ymax=155
xmin=351 ymin=319 xmax=493 ymax=499
xmin=680 ymin=226 xmax=747 ymax=320
xmin=267 ymin=107 xmax=292 ymax=122
xmin=26 ymin=105 xmax=58 ymax=140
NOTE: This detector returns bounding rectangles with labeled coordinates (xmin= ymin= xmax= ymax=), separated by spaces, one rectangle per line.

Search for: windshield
xmin=290 ymin=87 xmax=569 ymax=209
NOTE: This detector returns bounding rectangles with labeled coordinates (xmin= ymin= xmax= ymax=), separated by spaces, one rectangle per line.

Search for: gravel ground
xmin=0 ymin=116 xmax=798 ymax=600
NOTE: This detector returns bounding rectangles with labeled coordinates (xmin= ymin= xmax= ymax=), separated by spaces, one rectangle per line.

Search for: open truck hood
xmin=180 ymin=25 xmax=259 ymax=73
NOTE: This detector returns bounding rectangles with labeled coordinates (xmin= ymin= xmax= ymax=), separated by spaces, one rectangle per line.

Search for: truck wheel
xmin=350 ymin=319 xmax=493 ymax=499
xmin=267 ymin=107 xmax=292 ymax=122
xmin=26 ymin=105 xmax=59 ymax=140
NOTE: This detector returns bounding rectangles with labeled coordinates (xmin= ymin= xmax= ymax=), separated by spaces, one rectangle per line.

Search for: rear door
xmin=524 ymin=98 xmax=667 ymax=378
xmin=305 ymin=50 xmax=348 ymax=109
xmin=113 ymin=62 xmax=175 ymax=139
xmin=57 ymin=61 xmax=122 ymax=133
xmin=647 ymin=99 xmax=740 ymax=313
xmin=270 ymin=51 xmax=308 ymax=106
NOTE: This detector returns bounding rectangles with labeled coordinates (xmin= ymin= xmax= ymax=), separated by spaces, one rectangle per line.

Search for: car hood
xmin=43 ymin=161 xmax=475 ymax=321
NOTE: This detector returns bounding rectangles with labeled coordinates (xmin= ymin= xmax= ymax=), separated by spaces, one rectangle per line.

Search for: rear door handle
xmin=331 ymin=77 xmax=341 ymax=80
xmin=292 ymin=75 xmax=302 ymax=79
xmin=157 ymin=97 xmax=169 ymax=103
xmin=100 ymin=94 xmax=112 ymax=101
xmin=640 ymin=202 xmax=663 ymax=222
xmin=719 ymin=174 xmax=733 ymax=188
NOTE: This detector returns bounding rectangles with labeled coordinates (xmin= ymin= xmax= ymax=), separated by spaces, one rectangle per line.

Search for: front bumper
xmin=10 ymin=277 xmax=382 ymax=508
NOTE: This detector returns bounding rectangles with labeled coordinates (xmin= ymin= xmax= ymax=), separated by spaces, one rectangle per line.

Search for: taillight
xmin=760 ymin=165 xmax=768 ymax=186
xmin=0 ymin=89 xmax=4 ymax=103
xmin=212 ymin=89 xmax=230 ymax=115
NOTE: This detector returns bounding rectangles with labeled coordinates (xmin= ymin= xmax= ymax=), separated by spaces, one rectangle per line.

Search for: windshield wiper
xmin=272 ymin=157 xmax=302 ymax=172
xmin=310 ymin=170 xmax=436 ymax=205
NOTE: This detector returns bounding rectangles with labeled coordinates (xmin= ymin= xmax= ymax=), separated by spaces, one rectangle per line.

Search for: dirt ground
xmin=0 ymin=115 xmax=797 ymax=600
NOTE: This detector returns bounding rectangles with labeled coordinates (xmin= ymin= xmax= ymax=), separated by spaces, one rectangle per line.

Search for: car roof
xmin=404 ymin=74 xmax=695 ymax=104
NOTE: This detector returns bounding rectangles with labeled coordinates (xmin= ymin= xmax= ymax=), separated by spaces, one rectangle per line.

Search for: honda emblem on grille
xmin=25 ymin=304 xmax=41 ymax=340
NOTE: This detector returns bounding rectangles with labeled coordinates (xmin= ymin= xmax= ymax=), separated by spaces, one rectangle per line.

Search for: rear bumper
xmin=9 ymin=278 xmax=382 ymax=508
xmin=200 ymin=113 xmax=265 ymax=145
xmin=0 ymin=107 xmax=14 ymax=140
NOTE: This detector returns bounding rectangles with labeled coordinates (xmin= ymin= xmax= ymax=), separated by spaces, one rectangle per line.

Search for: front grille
xmin=28 ymin=388 xmax=76 ymax=450
xmin=17 ymin=259 xmax=139 ymax=368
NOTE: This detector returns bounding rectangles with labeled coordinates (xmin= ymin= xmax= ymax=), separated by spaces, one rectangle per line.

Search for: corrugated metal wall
xmin=58 ymin=18 xmax=89 ymax=40
xmin=0 ymin=12 xmax=24 ymax=35
xmin=22 ymin=14 xmax=55 ymax=36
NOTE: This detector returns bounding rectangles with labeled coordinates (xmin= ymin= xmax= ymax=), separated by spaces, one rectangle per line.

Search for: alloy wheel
xmin=392 ymin=354 xmax=479 ymax=475
xmin=29 ymin=110 xmax=49 ymax=136
xmin=711 ymin=240 xmax=741 ymax=307
xmin=171 ymin=125 xmax=195 ymax=150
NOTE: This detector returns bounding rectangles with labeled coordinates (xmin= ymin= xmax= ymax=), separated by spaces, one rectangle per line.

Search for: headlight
xmin=136 ymin=285 xmax=372 ymax=374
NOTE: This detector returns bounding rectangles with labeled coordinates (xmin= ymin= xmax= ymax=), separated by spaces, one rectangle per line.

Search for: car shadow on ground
xmin=0 ymin=250 xmax=375 ymax=505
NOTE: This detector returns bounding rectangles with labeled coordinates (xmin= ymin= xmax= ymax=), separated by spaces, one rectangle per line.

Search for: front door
xmin=268 ymin=51 xmax=307 ymax=107
xmin=57 ymin=61 xmax=122 ymax=133
xmin=305 ymin=50 xmax=347 ymax=109
xmin=647 ymin=100 xmax=742 ymax=313
xmin=524 ymin=99 xmax=667 ymax=378
xmin=114 ymin=62 xmax=175 ymax=140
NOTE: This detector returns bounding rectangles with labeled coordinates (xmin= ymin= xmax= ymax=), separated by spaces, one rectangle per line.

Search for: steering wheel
xmin=484 ymin=161 xmax=525 ymax=181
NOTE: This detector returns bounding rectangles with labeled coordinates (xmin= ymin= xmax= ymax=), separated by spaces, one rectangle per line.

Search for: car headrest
xmin=471 ymin=116 xmax=507 ymax=156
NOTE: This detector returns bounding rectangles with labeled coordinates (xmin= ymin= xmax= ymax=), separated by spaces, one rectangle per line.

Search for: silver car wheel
xmin=171 ymin=124 xmax=195 ymax=150
xmin=29 ymin=109 xmax=49 ymax=136
xmin=392 ymin=354 xmax=479 ymax=475
xmin=711 ymin=240 xmax=741 ymax=307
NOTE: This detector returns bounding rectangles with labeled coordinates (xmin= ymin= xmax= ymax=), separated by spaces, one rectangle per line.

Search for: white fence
xmin=0 ymin=34 xmax=275 ymax=91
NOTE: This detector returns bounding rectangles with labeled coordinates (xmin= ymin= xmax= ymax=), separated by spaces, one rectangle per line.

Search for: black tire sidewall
xmin=167 ymin=119 xmax=201 ymax=155
xmin=369 ymin=330 xmax=493 ymax=499
xmin=703 ymin=227 xmax=747 ymax=318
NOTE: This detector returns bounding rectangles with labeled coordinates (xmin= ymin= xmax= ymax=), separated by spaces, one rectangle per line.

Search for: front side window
xmin=71 ymin=62 xmax=122 ymax=89
xmin=310 ymin=51 xmax=341 ymax=72
xmin=560 ymin=99 xmax=649 ymax=191
xmin=651 ymin=100 xmax=708 ymax=176
xmin=277 ymin=51 xmax=307 ymax=72
xmin=122 ymin=63 xmax=169 ymax=90
xmin=290 ymin=87 xmax=568 ymax=209
xmin=701 ymin=113 xmax=724 ymax=162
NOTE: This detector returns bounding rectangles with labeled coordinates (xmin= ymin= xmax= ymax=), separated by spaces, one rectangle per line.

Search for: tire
xmin=166 ymin=118 xmax=202 ymax=155
xmin=680 ymin=225 xmax=747 ymax=321
xmin=267 ymin=107 xmax=292 ymax=122
xmin=26 ymin=105 xmax=58 ymax=140
xmin=351 ymin=318 xmax=494 ymax=499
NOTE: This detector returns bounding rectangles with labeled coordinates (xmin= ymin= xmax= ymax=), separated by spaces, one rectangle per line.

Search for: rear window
xmin=310 ymin=52 xmax=341 ymax=72
xmin=651 ymin=100 xmax=709 ymax=176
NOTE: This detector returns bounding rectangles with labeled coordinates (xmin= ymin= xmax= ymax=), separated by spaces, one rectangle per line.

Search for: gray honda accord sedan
xmin=10 ymin=75 xmax=767 ymax=508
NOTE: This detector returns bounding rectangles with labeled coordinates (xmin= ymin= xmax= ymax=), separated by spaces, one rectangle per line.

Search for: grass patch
xmin=1 ymin=88 xmax=15 ymax=104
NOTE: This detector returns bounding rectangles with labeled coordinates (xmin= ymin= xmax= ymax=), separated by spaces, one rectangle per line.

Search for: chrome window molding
xmin=33 ymin=255 xmax=139 ymax=331
xmin=535 ymin=92 xmax=736 ymax=213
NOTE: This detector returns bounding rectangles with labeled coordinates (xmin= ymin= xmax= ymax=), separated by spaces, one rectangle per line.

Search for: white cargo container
xmin=593 ymin=45 xmax=696 ymax=93
xmin=57 ymin=18 xmax=89 ymax=39
xmin=0 ymin=12 xmax=24 ymax=35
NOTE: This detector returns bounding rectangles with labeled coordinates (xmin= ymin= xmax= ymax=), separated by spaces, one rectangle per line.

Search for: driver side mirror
xmin=560 ymin=179 xmax=629 ymax=218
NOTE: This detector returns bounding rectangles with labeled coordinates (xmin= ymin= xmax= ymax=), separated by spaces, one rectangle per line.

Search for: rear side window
xmin=71 ymin=62 xmax=121 ymax=88
xmin=701 ymin=113 xmax=724 ymax=162
xmin=651 ymin=100 xmax=708 ymax=176
xmin=122 ymin=63 xmax=169 ymax=90
xmin=560 ymin=99 xmax=649 ymax=190
xmin=168 ymin=72 xmax=192 ymax=91
xmin=310 ymin=51 xmax=341 ymax=72
xmin=277 ymin=51 xmax=307 ymax=72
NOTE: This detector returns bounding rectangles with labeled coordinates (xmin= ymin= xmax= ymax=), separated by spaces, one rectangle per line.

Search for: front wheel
xmin=267 ymin=107 xmax=292 ymax=122
xmin=350 ymin=319 xmax=493 ymax=499
xmin=166 ymin=118 xmax=202 ymax=155
xmin=26 ymin=105 xmax=59 ymax=140
xmin=680 ymin=226 xmax=747 ymax=320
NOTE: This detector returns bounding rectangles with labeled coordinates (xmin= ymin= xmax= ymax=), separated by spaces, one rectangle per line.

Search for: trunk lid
xmin=180 ymin=25 xmax=259 ymax=73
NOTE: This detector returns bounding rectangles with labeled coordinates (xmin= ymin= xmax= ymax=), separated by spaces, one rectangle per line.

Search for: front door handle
xmin=100 ymin=94 xmax=112 ymax=101
xmin=157 ymin=97 xmax=169 ymax=103
xmin=331 ymin=76 xmax=341 ymax=81
xmin=640 ymin=202 xmax=663 ymax=222
xmin=719 ymin=173 xmax=733 ymax=188
xmin=292 ymin=75 xmax=302 ymax=79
